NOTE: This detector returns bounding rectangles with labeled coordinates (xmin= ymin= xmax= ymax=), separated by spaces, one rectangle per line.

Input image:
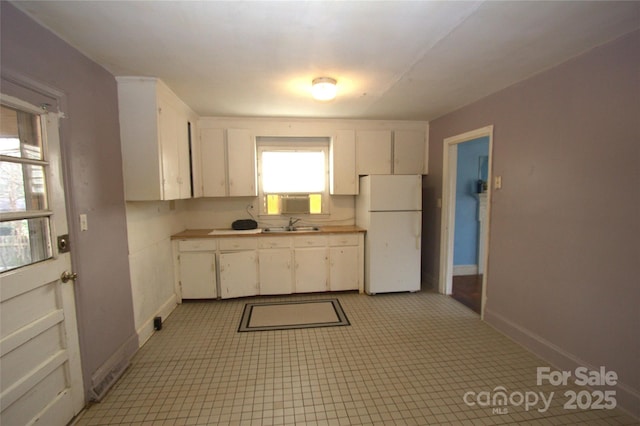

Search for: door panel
xmin=179 ymin=252 xmax=217 ymax=299
xmin=259 ymin=249 xmax=293 ymax=295
xmin=295 ymin=248 xmax=328 ymax=293
xmin=1 ymin=98 xmax=83 ymax=425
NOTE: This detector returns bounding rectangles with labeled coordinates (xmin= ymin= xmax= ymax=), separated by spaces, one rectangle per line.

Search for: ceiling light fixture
xmin=311 ymin=77 xmax=337 ymax=101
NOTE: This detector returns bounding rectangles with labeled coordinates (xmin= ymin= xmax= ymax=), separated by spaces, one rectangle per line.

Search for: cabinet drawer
xmin=329 ymin=234 xmax=360 ymax=247
xmin=258 ymin=237 xmax=292 ymax=249
xmin=219 ymin=238 xmax=258 ymax=251
xmin=178 ymin=239 xmax=217 ymax=252
xmin=293 ymin=235 xmax=327 ymax=248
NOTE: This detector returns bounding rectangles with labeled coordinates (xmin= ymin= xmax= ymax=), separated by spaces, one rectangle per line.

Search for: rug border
xmin=238 ymin=298 xmax=350 ymax=332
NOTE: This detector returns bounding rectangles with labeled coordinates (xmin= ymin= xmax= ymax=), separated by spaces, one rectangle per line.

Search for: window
xmin=0 ymin=104 xmax=52 ymax=272
xmin=257 ymin=137 xmax=329 ymax=216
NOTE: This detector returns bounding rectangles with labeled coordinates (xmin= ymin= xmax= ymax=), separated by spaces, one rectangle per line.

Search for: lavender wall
xmin=1 ymin=2 xmax=138 ymax=401
xmin=425 ymin=30 xmax=640 ymax=415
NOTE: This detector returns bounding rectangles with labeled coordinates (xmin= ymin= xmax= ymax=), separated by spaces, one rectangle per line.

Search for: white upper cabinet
xmin=330 ymin=130 xmax=357 ymax=195
xmin=117 ymin=77 xmax=196 ymax=200
xmin=394 ymin=129 xmax=425 ymax=175
xmin=356 ymin=130 xmax=392 ymax=175
xmin=356 ymin=129 xmax=427 ymax=176
xmin=227 ymin=129 xmax=257 ymax=196
xmin=200 ymin=128 xmax=227 ymax=197
xmin=199 ymin=128 xmax=257 ymax=197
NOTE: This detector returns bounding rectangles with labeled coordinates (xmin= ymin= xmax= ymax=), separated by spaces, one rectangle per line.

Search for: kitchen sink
xmin=263 ymin=226 xmax=320 ymax=233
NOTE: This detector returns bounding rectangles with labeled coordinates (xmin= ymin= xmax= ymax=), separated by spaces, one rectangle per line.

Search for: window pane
xmin=266 ymin=194 xmax=280 ymax=215
xmin=0 ymin=162 xmax=48 ymax=212
xmin=0 ymin=217 xmax=52 ymax=272
xmin=262 ymin=151 xmax=325 ymax=193
xmin=309 ymin=194 xmax=322 ymax=214
xmin=0 ymin=105 xmax=43 ymax=160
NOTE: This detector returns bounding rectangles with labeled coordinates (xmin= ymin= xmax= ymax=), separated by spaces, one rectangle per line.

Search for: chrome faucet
xmin=288 ymin=217 xmax=301 ymax=229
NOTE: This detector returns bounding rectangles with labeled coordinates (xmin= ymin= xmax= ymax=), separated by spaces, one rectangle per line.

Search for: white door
xmin=367 ymin=211 xmax=421 ymax=294
xmin=0 ymin=97 xmax=84 ymax=425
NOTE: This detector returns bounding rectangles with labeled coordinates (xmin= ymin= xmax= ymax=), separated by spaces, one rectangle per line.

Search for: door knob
xmin=61 ymin=271 xmax=78 ymax=283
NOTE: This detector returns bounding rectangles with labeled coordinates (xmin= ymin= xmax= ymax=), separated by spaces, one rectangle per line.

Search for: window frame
xmin=256 ymin=137 xmax=330 ymax=217
xmin=0 ymin=101 xmax=54 ymax=272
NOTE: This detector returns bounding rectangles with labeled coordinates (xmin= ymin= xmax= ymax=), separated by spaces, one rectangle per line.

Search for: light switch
xmin=80 ymin=214 xmax=88 ymax=231
xmin=494 ymin=176 xmax=502 ymax=190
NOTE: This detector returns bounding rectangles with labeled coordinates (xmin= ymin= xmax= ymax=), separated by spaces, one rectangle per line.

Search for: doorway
xmin=438 ymin=126 xmax=493 ymax=318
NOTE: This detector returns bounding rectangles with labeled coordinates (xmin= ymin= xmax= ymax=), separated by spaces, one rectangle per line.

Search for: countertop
xmin=171 ymin=225 xmax=365 ymax=239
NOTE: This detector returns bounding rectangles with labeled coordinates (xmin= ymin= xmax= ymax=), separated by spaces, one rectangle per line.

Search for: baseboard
xmin=136 ymin=293 xmax=178 ymax=348
xmin=484 ymin=308 xmax=640 ymax=419
xmin=453 ymin=264 xmax=478 ymax=276
xmin=88 ymin=333 xmax=138 ymax=402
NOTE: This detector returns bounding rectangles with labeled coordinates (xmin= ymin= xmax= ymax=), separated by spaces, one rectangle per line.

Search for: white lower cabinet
xmin=295 ymin=248 xmax=329 ymax=293
xmin=174 ymin=232 xmax=363 ymax=299
xmin=179 ymin=252 xmax=217 ymax=299
xmin=177 ymin=240 xmax=217 ymax=299
xmin=329 ymin=246 xmax=359 ymax=291
xmin=258 ymin=249 xmax=293 ymax=295
xmin=219 ymin=250 xmax=259 ymax=299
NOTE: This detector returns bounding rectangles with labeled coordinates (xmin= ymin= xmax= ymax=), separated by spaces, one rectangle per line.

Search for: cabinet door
xmin=394 ymin=130 xmax=425 ymax=174
xmin=356 ymin=130 xmax=392 ymax=175
xmin=330 ymin=130 xmax=357 ymax=195
xmin=200 ymin=128 xmax=227 ymax=196
xmin=158 ymin=98 xmax=181 ymax=200
xmin=227 ymin=128 xmax=257 ymax=196
xmin=179 ymin=252 xmax=217 ymax=299
xmin=258 ymin=249 xmax=293 ymax=295
xmin=329 ymin=246 xmax=359 ymax=291
xmin=294 ymin=248 xmax=328 ymax=293
xmin=219 ymin=251 xmax=258 ymax=298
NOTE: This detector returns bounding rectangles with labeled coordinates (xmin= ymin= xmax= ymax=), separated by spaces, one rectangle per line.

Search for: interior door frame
xmin=439 ymin=125 xmax=493 ymax=318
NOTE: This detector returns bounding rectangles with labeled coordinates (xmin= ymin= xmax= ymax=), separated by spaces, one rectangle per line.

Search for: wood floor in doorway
xmin=452 ymin=274 xmax=482 ymax=314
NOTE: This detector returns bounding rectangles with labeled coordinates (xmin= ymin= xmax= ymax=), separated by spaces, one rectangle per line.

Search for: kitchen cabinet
xmin=355 ymin=129 xmax=426 ymax=176
xmin=294 ymin=248 xmax=329 ymax=293
xmin=258 ymin=249 xmax=293 ymax=295
xmin=227 ymin=129 xmax=257 ymax=196
xmin=218 ymin=238 xmax=259 ymax=299
xmin=179 ymin=252 xmax=217 ymax=299
xmin=258 ymin=237 xmax=293 ymax=295
xmin=329 ymin=234 xmax=362 ymax=291
xmin=199 ymin=128 xmax=257 ymax=197
xmin=200 ymin=128 xmax=227 ymax=197
xmin=173 ymin=230 xmax=363 ymax=299
xmin=394 ymin=130 xmax=425 ymax=175
xmin=330 ymin=130 xmax=357 ymax=195
xmin=116 ymin=77 xmax=195 ymax=200
xmin=294 ymin=235 xmax=329 ymax=293
xmin=356 ymin=130 xmax=392 ymax=175
xmin=176 ymin=240 xmax=217 ymax=299
xmin=220 ymin=250 xmax=259 ymax=299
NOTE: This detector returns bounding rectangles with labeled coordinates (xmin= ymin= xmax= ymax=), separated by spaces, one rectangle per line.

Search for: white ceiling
xmin=12 ymin=1 xmax=640 ymax=121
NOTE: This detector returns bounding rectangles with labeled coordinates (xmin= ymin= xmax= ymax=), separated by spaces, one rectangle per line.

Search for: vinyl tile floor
xmin=73 ymin=291 xmax=637 ymax=425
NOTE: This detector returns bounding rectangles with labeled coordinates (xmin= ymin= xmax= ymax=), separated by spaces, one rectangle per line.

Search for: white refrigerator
xmin=356 ymin=175 xmax=422 ymax=294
